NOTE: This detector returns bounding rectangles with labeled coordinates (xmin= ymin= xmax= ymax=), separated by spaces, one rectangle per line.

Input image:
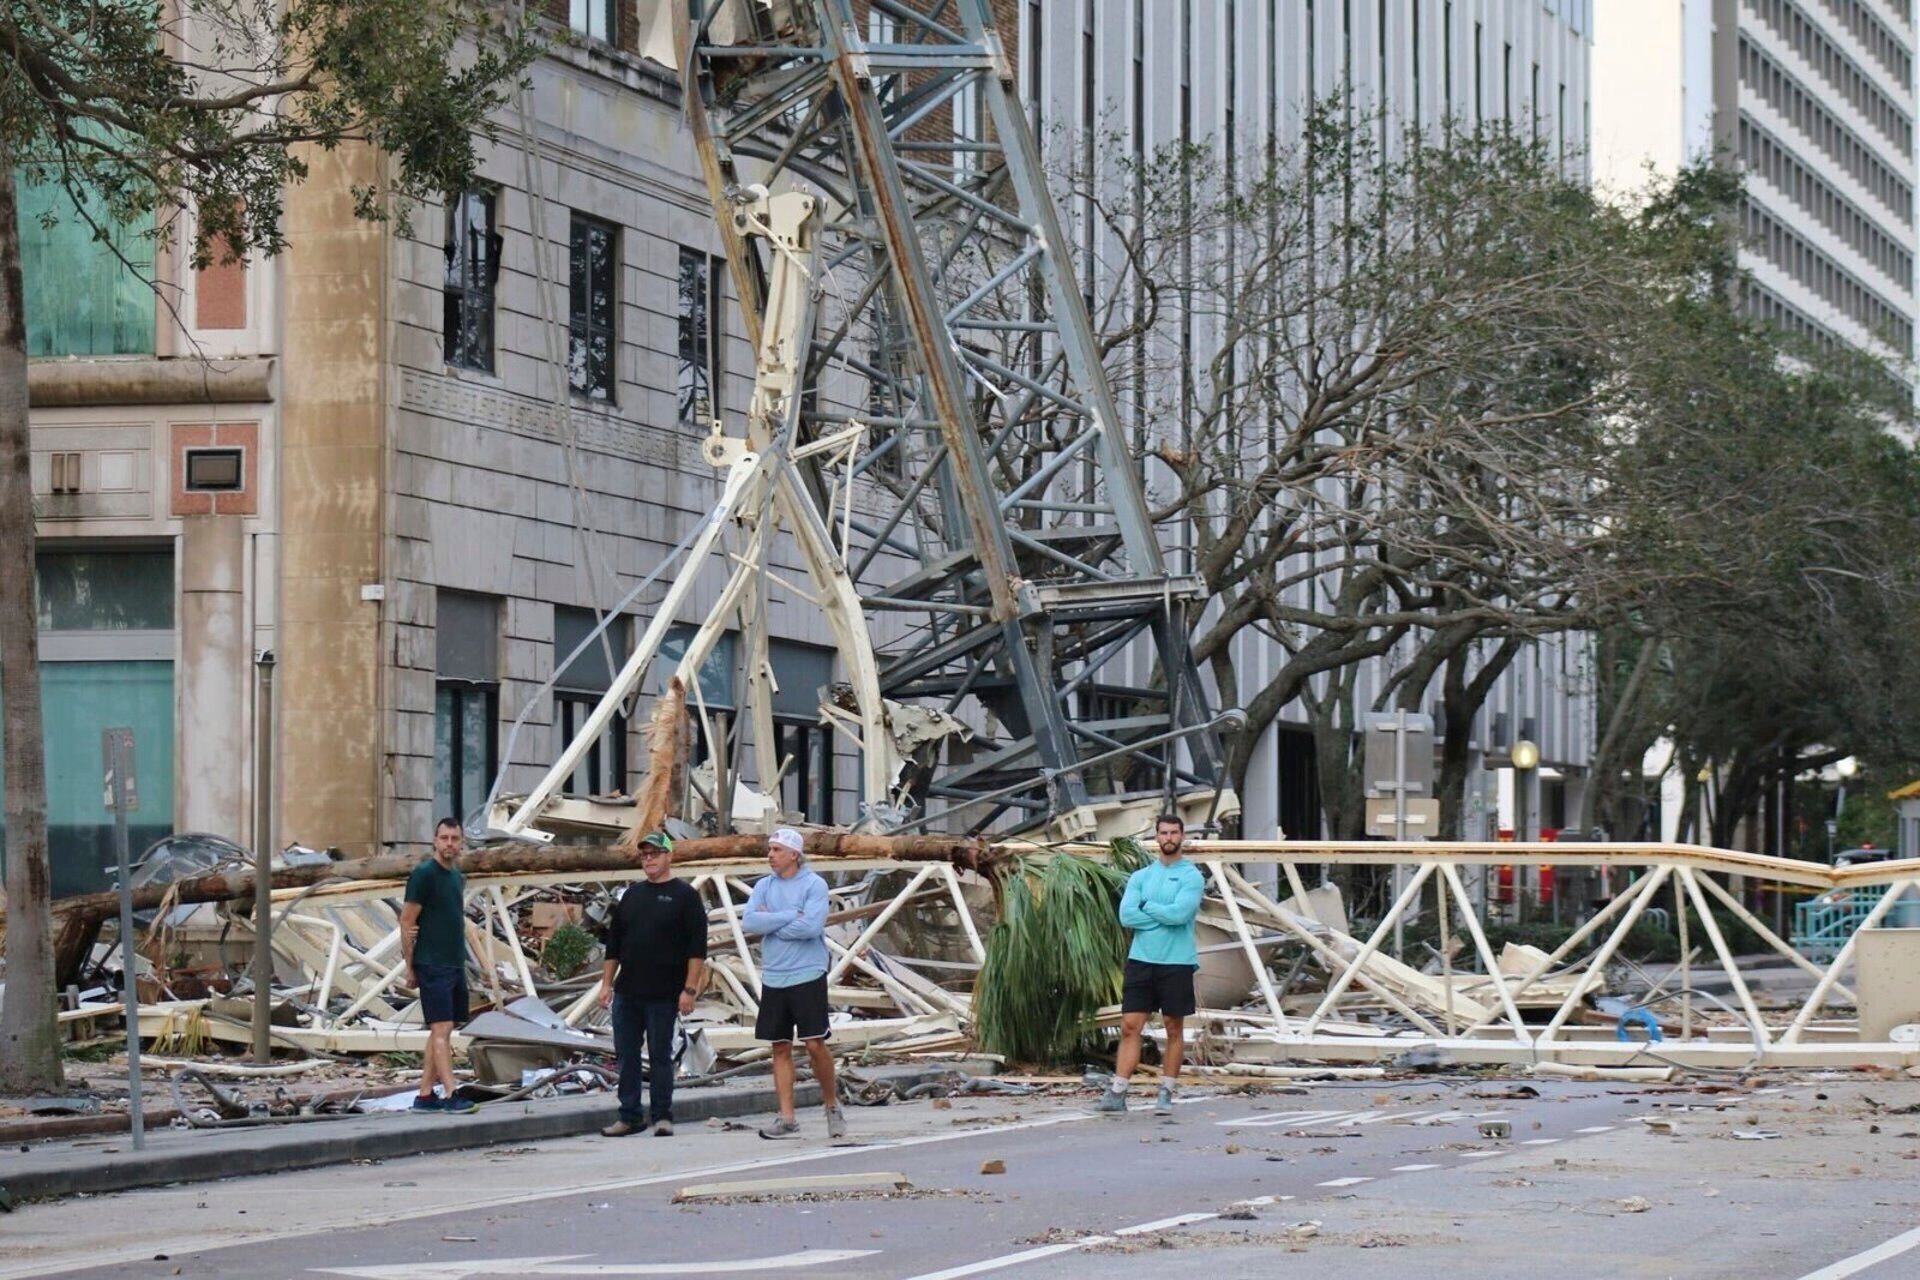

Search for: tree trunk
xmin=0 ymin=158 xmax=63 ymax=1092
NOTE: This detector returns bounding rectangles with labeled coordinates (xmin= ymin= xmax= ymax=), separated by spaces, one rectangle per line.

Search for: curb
xmin=4 ymin=1081 xmax=821 ymax=1204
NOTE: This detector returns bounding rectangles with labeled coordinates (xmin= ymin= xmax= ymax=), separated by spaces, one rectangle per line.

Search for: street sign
xmin=101 ymin=727 xmax=138 ymax=813
xmin=1363 ymin=711 xmax=1433 ymax=798
xmin=1367 ymin=797 xmax=1441 ymax=836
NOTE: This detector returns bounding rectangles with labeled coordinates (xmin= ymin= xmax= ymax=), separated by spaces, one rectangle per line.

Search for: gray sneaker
xmin=825 ymin=1108 xmax=848 ymax=1140
xmin=1094 ymin=1089 xmax=1128 ymax=1114
xmin=651 ymin=1118 xmax=674 ymax=1137
xmin=1153 ymin=1085 xmax=1175 ymax=1117
xmin=759 ymin=1116 xmax=802 ymax=1140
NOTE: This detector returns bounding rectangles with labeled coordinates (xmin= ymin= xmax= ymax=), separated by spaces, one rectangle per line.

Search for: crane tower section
xmin=677 ymin=0 xmax=1234 ymax=839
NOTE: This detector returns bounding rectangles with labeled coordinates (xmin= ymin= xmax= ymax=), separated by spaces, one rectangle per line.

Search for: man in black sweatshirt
xmin=597 ymin=832 xmax=708 ymax=1136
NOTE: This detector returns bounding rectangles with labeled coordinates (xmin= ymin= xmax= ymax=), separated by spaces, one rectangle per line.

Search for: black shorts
xmin=1121 ymin=959 xmax=1197 ymax=1017
xmin=755 ymin=975 xmax=831 ymax=1043
xmin=416 ymin=963 xmax=469 ymax=1026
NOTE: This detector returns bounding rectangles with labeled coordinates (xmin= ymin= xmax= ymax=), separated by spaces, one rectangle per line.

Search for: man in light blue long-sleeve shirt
xmin=1099 ymin=813 xmax=1204 ymax=1117
xmin=743 ymin=827 xmax=846 ymax=1140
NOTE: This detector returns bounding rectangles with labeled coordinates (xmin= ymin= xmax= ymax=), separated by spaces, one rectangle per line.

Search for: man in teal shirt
xmin=1099 ymin=813 xmax=1203 ymax=1117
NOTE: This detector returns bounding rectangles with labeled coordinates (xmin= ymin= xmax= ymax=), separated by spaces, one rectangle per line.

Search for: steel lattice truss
xmin=675 ymin=0 xmax=1231 ymax=838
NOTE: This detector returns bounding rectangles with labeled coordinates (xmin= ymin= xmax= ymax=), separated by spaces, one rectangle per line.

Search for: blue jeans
xmin=611 ymin=994 xmax=679 ymax=1124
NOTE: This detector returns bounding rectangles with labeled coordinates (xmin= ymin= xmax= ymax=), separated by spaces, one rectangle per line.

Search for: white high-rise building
xmin=1022 ymin=3 xmax=1598 ymax=841
xmin=1595 ymin=0 xmax=1916 ymax=360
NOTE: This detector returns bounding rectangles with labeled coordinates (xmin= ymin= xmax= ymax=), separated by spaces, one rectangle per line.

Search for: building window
xmin=553 ymin=606 xmax=628 ymax=797
xmin=444 ymin=190 xmax=498 ymax=373
xmin=677 ymin=247 xmax=724 ymax=426
xmin=569 ymin=213 xmax=617 ymax=402
xmin=435 ymin=591 xmax=499 ymax=824
xmin=183 ymin=448 xmax=244 ymax=492
xmin=569 ymin=0 xmax=615 ymax=43
xmin=3 ymin=549 xmax=176 ymax=896
xmin=16 ymin=177 xmax=154 ymax=357
xmin=769 ymin=642 xmax=836 ymax=823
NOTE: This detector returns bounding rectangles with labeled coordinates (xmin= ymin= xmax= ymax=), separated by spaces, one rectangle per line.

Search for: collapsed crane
xmin=496 ymin=0 xmax=1238 ymax=844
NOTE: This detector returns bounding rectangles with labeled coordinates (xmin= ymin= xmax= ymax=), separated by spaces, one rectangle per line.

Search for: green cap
xmin=640 ymin=830 xmax=674 ymax=852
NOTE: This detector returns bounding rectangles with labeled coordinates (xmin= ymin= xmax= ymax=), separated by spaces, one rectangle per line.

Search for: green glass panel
xmin=37 ymin=549 xmax=174 ymax=631
xmin=0 ymin=660 xmax=175 ymax=897
xmin=16 ymin=173 xmax=155 ymax=357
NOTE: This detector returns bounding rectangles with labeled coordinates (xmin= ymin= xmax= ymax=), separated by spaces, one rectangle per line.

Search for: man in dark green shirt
xmin=403 ymin=817 xmax=474 ymax=1113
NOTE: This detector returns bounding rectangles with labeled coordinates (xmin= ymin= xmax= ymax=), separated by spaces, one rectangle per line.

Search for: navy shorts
xmin=755 ymin=975 xmax=830 ymax=1043
xmin=416 ymin=963 xmax=469 ymax=1026
xmin=1121 ymin=960 xmax=1197 ymax=1017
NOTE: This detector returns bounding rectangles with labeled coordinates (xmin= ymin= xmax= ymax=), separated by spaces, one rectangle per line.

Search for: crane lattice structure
xmin=502 ymin=0 xmax=1236 ymax=843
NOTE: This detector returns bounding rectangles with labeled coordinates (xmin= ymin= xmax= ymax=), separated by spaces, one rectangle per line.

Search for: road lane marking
xmin=1316 ymin=1176 xmax=1373 ymax=1187
xmin=1457 ymin=1151 xmax=1502 ymax=1159
xmin=312 ymin=1250 xmax=881 ymax=1278
xmin=1392 ymin=1163 xmax=1442 ymax=1172
xmin=1575 ymin=1125 xmax=1615 ymax=1134
xmin=1796 ymin=1224 xmax=1920 ymax=1280
xmin=1521 ymin=1138 xmax=1561 ymax=1146
xmin=1114 ymin=1213 xmax=1219 ymax=1235
xmin=1232 ymin=1195 xmax=1296 ymax=1206
xmin=902 ymin=1211 xmax=1223 ymax=1280
xmin=0 ymin=1111 xmax=1095 ymax=1280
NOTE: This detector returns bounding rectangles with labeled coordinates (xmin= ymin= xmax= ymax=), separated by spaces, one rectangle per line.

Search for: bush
xmin=542 ymin=923 xmax=596 ymax=979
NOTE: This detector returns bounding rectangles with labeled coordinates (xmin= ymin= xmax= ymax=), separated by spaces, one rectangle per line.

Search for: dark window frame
xmin=676 ymin=246 xmax=725 ymax=426
xmin=444 ymin=189 xmax=501 ymax=374
xmin=569 ymin=212 xmax=618 ymax=403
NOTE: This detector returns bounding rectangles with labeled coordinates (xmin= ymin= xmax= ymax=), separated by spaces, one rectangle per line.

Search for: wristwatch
xmin=682 ymin=986 xmax=698 ymax=996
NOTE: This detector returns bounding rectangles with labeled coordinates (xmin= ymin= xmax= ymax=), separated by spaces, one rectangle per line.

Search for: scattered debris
xmin=1615 ymin=1196 xmax=1653 ymax=1213
xmin=672 ymin=1172 xmax=913 ymax=1203
xmin=979 ymin=1159 xmax=1006 ymax=1175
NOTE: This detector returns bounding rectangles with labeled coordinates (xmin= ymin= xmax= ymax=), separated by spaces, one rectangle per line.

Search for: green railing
xmin=1795 ymin=888 xmax=1920 ymax=962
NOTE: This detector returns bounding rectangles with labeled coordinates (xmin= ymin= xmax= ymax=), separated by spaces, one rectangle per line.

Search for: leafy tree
xmin=1581 ymin=166 xmax=1920 ymax=848
xmin=0 ymin=0 xmax=533 ymax=1090
xmin=1055 ymin=106 xmax=1709 ymax=837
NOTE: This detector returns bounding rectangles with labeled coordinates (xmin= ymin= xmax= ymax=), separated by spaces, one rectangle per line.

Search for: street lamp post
xmin=1512 ymin=740 xmax=1539 ymax=918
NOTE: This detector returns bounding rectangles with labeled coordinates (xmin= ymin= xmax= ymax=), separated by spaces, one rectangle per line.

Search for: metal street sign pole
xmin=104 ymin=727 xmax=144 ymax=1152
xmin=252 ymin=652 xmax=277 ymax=1063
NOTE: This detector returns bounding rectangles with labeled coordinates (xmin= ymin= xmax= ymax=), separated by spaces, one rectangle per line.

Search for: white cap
xmin=769 ymin=827 xmax=806 ymax=853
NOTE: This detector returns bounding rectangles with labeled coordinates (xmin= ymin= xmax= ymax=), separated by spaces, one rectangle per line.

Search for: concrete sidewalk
xmin=0 ymin=1078 xmax=819 ymax=1204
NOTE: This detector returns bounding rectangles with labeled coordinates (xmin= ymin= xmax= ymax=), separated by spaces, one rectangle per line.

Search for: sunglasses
xmin=641 ymin=846 xmax=672 ymax=857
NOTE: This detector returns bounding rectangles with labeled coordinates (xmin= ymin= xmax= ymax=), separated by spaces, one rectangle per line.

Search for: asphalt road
xmin=8 ymin=1079 xmax=1920 ymax=1280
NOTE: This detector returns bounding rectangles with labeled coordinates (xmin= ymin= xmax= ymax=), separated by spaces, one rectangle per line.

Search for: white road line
xmin=1344 ymin=1110 xmax=1435 ymax=1126
xmin=1796 ymin=1224 xmax=1920 ymax=1280
xmin=1114 ymin=1213 xmax=1219 ymax=1236
xmin=0 ymin=1112 xmax=1097 ymax=1280
xmin=314 ymin=1250 xmax=881 ymax=1278
xmin=901 ymin=1211 xmax=1221 ymax=1280
xmin=1457 ymin=1151 xmax=1502 ymax=1159
xmin=1521 ymin=1138 xmax=1561 ymax=1146
xmin=1217 ymin=1109 xmax=1351 ymax=1128
xmin=1392 ymin=1163 xmax=1442 ymax=1172
xmin=1232 ymin=1194 xmax=1296 ymax=1206
xmin=1316 ymin=1176 xmax=1374 ymax=1187
xmin=1574 ymin=1125 xmax=1616 ymax=1134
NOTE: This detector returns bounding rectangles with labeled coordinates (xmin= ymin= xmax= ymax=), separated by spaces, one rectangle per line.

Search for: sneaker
xmin=1094 ymin=1089 xmax=1128 ymax=1114
xmin=440 ymin=1096 xmax=479 ymax=1115
xmin=1153 ymin=1085 xmax=1175 ymax=1117
xmin=759 ymin=1117 xmax=802 ymax=1140
xmin=825 ymin=1108 xmax=848 ymax=1140
xmin=411 ymin=1094 xmax=444 ymax=1113
xmin=651 ymin=1119 xmax=674 ymax=1137
xmin=601 ymin=1119 xmax=640 ymax=1137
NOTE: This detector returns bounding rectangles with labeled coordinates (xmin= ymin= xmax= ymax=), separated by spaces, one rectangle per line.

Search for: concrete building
xmin=1022 ymin=0 xmax=1598 ymax=842
xmin=1594 ymin=0 xmax=1916 ymax=361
